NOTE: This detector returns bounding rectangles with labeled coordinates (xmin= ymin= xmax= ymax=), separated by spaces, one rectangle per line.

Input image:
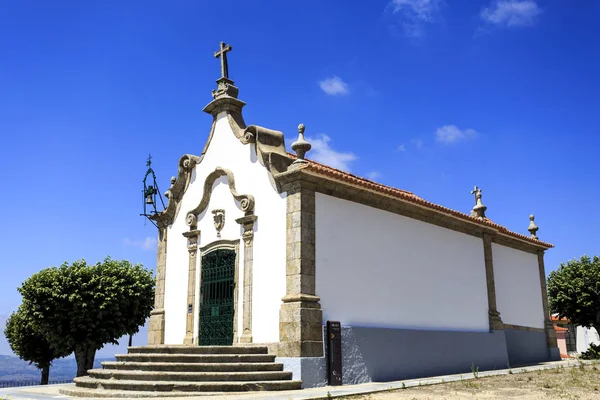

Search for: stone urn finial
xmin=528 ymin=214 xmax=539 ymax=239
xmin=291 ymin=123 xmax=311 ymax=167
xmin=164 ymin=176 xmax=176 ymax=198
xmin=470 ymin=185 xmax=487 ymax=220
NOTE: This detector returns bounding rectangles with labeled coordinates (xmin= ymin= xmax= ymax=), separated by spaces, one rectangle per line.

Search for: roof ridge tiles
xmin=285 ymin=153 xmax=553 ymax=249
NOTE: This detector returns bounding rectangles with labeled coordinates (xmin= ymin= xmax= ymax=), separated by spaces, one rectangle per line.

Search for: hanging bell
xmin=145 ymin=186 xmax=156 ymax=205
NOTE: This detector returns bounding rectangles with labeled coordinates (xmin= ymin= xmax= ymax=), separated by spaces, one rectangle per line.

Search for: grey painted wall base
xmin=504 ymin=328 xmax=556 ymax=366
xmin=276 ymin=356 xmax=328 ymax=389
xmin=279 ymin=325 xmax=560 ymax=388
xmin=279 ymin=326 xmax=510 ymax=387
xmin=342 ymin=326 xmax=510 ymax=383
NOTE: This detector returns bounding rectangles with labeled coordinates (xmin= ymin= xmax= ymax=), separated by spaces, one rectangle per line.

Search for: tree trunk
xmin=40 ymin=365 xmax=49 ymax=385
xmin=74 ymin=344 xmax=97 ymax=377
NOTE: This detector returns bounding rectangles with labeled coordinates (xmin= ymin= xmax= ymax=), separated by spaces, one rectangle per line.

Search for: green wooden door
xmin=198 ymin=249 xmax=236 ymax=346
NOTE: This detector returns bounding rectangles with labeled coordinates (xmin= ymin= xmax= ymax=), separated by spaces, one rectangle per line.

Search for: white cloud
xmin=435 ymin=125 xmax=478 ymax=144
xmin=481 ymin=1 xmax=541 ymax=27
xmin=124 ymin=236 xmax=157 ymax=251
xmin=396 ymin=144 xmax=407 ymax=152
xmin=307 ymin=134 xmax=357 ymax=171
xmin=411 ymin=139 xmax=424 ymax=149
xmin=389 ymin=0 xmax=443 ymax=38
xmin=319 ymin=76 xmax=349 ymax=96
xmin=366 ymin=171 xmax=382 ymax=181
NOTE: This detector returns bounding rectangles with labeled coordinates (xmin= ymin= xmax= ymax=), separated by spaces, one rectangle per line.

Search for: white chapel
xmin=65 ymin=43 xmax=560 ymax=395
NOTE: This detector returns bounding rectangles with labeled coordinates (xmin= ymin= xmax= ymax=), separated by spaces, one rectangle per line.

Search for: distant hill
xmin=0 ymin=355 xmax=111 ymax=383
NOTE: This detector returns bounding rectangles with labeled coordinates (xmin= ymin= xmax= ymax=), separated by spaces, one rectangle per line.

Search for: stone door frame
xmin=183 ymin=167 xmax=258 ymax=345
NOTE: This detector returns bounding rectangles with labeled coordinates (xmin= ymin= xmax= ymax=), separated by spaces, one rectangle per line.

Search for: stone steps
xmin=59 ymin=345 xmax=300 ymax=397
xmin=88 ymin=369 xmax=293 ymax=381
xmin=101 ymin=361 xmax=284 ymax=372
xmin=56 ymin=388 xmax=209 ymax=398
xmin=115 ymin=353 xmax=276 ymax=363
xmin=127 ymin=345 xmax=269 ymax=354
xmin=71 ymin=377 xmax=302 ymax=392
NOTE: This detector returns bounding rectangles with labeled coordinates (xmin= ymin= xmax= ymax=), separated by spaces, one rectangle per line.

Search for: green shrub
xmin=580 ymin=343 xmax=600 ymax=360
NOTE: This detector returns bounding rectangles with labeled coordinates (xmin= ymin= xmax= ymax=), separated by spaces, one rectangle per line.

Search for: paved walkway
xmin=0 ymin=359 xmax=588 ymax=400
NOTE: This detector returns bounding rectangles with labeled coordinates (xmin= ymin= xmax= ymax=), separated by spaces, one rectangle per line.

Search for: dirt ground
xmin=345 ymin=364 xmax=600 ymax=400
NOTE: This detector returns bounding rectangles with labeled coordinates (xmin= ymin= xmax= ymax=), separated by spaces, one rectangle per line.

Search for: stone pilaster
xmin=483 ymin=232 xmax=504 ymax=331
xmin=537 ymin=250 xmax=558 ymax=350
xmin=236 ymin=215 xmax=258 ymax=344
xmin=278 ymin=180 xmax=323 ymax=357
xmin=182 ymin=229 xmax=200 ymax=345
xmin=148 ymin=225 xmax=167 ymax=345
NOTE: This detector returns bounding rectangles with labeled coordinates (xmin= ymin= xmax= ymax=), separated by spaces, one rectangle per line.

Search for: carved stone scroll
xmin=150 ymin=154 xmax=202 ymax=226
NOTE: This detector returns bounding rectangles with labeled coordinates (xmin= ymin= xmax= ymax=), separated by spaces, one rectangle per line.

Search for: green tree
xmin=547 ymin=255 xmax=600 ymax=334
xmin=19 ymin=257 xmax=155 ymax=377
xmin=4 ymin=306 xmax=69 ymax=384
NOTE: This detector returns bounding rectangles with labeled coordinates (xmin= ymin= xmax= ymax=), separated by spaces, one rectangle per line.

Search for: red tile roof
xmin=554 ymin=326 xmax=569 ymax=332
xmin=296 ymin=157 xmax=553 ymax=248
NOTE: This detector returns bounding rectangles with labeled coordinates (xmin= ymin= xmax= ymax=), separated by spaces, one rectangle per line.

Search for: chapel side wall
xmin=162 ymin=112 xmax=287 ymax=345
xmin=314 ymin=193 xmax=489 ymax=332
xmin=492 ymin=243 xmax=545 ymax=330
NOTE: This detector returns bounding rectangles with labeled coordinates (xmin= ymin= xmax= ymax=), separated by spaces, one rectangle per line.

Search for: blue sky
xmin=0 ymin=1 xmax=599 ymax=356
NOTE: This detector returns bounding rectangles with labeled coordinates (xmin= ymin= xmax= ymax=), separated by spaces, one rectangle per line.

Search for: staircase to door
xmin=59 ymin=345 xmax=301 ymax=397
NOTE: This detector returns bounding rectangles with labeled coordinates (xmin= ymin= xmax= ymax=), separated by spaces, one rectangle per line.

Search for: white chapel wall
xmin=315 ymin=193 xmax=490 ymax=332
xmin=492 ymin=243 xmax=545 ymax=329
xmin=163 ymin=112 xmax=287 ymax=345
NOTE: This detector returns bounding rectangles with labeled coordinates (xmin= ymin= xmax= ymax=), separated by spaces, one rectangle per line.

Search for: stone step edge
xmin=59 ymin=386 xmax=228 ymax=398
xmin=101 ymin=361 xmax=284 ymax=371
xmin=88 ymin=369 xmax=292 ymax=380
xmin=89 ymin=369 xmax=291 ymax=376
xmin=115 ymin=354 xmax=275 ymax=359
xmin=74 ymin=377 xmax=302 ymax=391
xmin=127 ymin=345 xmax=269 ymax=354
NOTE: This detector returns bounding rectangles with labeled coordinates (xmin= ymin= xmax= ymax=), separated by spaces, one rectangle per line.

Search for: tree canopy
xmin=18 ymin=257 xmax=155 ymax=376
xmin=4 ymin=306 xmax=70 ymax=384
xmin=547 ymin=255 xmax=600 ymax=333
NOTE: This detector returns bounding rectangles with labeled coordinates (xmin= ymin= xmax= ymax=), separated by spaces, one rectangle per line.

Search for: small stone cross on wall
xmin=214 ymin=41 xmax=233 ymax=80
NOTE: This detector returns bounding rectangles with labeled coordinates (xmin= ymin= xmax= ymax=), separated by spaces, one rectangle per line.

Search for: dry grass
xmin=346 ymin=364 xmax=600 ymax=399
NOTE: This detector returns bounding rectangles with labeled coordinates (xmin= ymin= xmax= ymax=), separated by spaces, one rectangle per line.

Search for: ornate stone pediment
xmin=186 ymin=167 xmax=255 ymax=228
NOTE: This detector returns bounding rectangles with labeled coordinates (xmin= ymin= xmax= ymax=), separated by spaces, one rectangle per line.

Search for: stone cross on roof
xmin=470 ymin=185 xmax=487 ymax=220
xmin=214 ymin=41 xmax=233 ymax=80
xmin=471 ymin=186 xmax=482 ymax=203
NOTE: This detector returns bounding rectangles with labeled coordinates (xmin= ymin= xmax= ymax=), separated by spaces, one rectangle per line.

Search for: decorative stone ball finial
xmin=291 ymin=123 xmax=311 ymax=166
xmin=528 ymin=214 xmax=539 ymax=239
xmin=470 ymin=185 xmax=487 ymax=220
